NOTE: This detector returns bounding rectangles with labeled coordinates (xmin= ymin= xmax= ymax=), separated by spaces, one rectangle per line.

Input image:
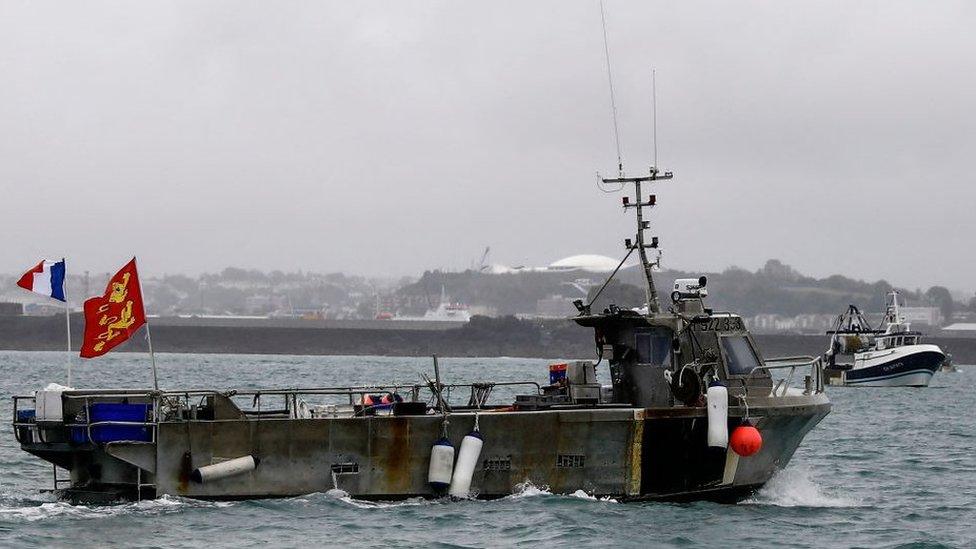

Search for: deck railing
xmin=754 ymin=355 xmax=825 ymax=396
xmin=11 ymin=381 xmax=544 ymax=443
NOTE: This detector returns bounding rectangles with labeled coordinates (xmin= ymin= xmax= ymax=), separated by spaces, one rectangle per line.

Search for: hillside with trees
xmin=396 ymin=259 xmax=968 ymax=319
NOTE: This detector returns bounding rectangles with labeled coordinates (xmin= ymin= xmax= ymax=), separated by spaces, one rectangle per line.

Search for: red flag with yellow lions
xmin=80 ymin=258 xmax=147 ymax=358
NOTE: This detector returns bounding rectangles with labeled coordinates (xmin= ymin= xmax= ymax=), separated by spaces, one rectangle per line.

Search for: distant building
xmin=940 ymin=323 xmax=976 ymax=337
xmin=468 ymin=305 xmax=497 ymax=317
xmin=901 ymin=307 xmax=943 ymax=327
xmin=747 ymin=313 xmax=835 ymax=334
xmin=23 ymin=303 xmax=62 ymax=316
xmin=489 ymin=254 xmax=634 ymax=275
xmin=244 ymin=295 xmax=274 ymax=314
xmin=546 ymin=255 xmax=626 ymax=273
xmin=0 ymin=302 xmax=23 ymax=316
xmin=792 ymin=314 xmax=835 ymax=333
xmin=535 ymin=295 xmax=577 ymax=318
xmin=748 ymin=314 xmax=785 ymax=332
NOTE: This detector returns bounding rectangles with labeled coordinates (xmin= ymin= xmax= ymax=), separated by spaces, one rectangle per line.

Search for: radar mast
xmin=600 ymin=168 xmax=673 ymax=314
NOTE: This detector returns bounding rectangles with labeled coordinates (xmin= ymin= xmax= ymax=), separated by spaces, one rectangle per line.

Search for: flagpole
xmin=145 ymin=321 xmax=159 ymax=391
xmin=134 ymin=257 xmax=159 ymax=391
xmin=62 ymin=257 xmax=72 ymax=387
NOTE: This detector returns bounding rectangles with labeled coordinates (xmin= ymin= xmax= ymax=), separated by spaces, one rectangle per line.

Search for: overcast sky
xmin=1 ymin=1 xmax=973 ymax=292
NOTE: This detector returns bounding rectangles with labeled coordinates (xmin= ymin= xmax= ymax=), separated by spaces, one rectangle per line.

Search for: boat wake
xmin=290 ymin=482 xmax=619 ymax=509
xmin=507 ymin=481 xmax=553 ymax=499
xmin=290 ymin=489 xmax=435 ymax=510
xmin=743 ymin=467 xmax=860 ymax=508
xmin=506 ymin=481 xmax=618 ymax=503
xmin=0 ymin=494 xmax=232 ymax=523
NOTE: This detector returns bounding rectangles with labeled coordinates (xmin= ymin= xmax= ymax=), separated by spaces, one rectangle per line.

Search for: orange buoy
xmin=730 ymin=422 xmax=762 ymax=457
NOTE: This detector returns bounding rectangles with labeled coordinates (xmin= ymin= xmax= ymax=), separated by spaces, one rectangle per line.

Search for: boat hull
xmin=828 ymin=344 xmax=944 ymax=387
xmin=21 ymin=397 xmax=830 ymax=504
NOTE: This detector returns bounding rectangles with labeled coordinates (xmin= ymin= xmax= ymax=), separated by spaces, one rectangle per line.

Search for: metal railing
xmin=230 ymin=381 xmax=542 ymax=417
xmin=12 ymin=394 xmax=158 ymax=445
xmin=752 ymin=355 xmax=825 ymax=396
xmin=12 ymin=395 xmax=36 ymax=444
xmin=11 ymin=380 xmax=544 ymax=442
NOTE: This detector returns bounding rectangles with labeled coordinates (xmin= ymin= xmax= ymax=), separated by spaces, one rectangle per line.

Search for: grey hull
xmin=24 ymin=397 xmax=829 ymax=504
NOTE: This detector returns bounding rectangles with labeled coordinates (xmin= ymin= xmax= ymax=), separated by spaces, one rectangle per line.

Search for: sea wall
xmin=1 ymin=314 xmax=975 ymax=363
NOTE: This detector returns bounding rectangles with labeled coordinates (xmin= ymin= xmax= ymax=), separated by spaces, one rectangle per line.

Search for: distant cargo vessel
xmin=396 ymin=287 xmax=471 ymax=323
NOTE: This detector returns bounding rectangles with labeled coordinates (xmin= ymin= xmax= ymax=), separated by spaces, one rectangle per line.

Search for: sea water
xmin=0 ymin=351 xmax=973 ymax=548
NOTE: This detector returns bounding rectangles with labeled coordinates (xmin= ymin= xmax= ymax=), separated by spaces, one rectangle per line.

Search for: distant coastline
xmin=2 ymin=314 xmax=974 ymax=363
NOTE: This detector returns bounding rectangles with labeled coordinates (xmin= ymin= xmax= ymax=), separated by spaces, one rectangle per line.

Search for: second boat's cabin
xmin=874 ymin=332 xmax=921 ymax=350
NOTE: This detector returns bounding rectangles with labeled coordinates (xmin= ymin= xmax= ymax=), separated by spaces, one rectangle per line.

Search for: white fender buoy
xmin=706 ymin=381 xmax=729 ymax=449
xmin=428 ymin=437 xmax=455 ymax=490
xmin=449 ymin=428 xmax=484 ymax=498
xmin=191 ymin=455 xmax=258 ymax=483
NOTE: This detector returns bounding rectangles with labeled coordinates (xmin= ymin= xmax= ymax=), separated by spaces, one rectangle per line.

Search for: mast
xmin=601 ymin=167 xmax=673 ymax=314
xmin=596 ymin=4 xmax=672 ymax=314
xmin=890 ymin=291 xmax=901 ymax=323
xmin=884 ymin=290 xmax=907 ymax=332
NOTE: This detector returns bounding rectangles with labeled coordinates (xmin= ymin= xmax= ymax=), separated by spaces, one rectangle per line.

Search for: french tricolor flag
xmin=17 ymin=259 xmax=67 ymax=302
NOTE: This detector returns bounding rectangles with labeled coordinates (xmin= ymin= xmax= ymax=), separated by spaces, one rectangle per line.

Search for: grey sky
xmin=1 ymin=1 xmax=973 ymax=292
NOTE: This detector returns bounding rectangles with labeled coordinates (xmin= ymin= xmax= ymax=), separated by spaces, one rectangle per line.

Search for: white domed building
xmin=546 ymin=254 xmax=625 ymax=273
xmin=485 ymin=254 xmax=634 ymax=275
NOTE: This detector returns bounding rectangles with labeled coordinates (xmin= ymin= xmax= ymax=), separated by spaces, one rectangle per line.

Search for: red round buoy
xmin=730 ymin=422 xmax=763 ymax=457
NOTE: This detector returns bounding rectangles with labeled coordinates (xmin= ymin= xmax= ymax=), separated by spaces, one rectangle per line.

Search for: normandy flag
xmin=80 ymin=258 xmax=147 ymax=359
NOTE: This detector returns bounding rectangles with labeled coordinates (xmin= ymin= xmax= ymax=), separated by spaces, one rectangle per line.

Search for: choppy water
xmin=0 ymin=351 xmax=973 ymax=548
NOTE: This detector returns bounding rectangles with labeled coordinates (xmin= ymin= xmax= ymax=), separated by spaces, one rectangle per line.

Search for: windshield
xmin=721 ymin=335 xmax=761 ymax=376
xmin=635 ymin=329 xmax=672 ymax=367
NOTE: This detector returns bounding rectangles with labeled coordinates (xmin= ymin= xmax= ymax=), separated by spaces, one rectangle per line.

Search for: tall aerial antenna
xmin=651 ymin=68 xmax=658 ymax=169
xmin=594 ymin=3 xmax=674 ymax=315
xmin=599 ymin=0 xmax=623 ymax=175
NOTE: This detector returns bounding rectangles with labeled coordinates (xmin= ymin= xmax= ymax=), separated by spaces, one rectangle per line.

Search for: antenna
xmin=651 ymin=68 xmax=658 ymax=169
xmin=599 ymin=0 xmax=623 ymax=175
xmin=594 ymin=3 xmax=675 ymax=315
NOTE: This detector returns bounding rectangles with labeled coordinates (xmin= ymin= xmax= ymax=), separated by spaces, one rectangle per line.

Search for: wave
xmin=0 ymin=494 xmax=232 ymax=523
xmin=507 ymin=481 xmax=552 ymax=499
xmin=568 ymin=489 xmax=619 ymax=503
xmin=743 ymin=467 xmax=861 ymax=508
xmin=288 ymin=489 xmax=436 ymax=510
xmin=284 ymin=482 xmax=619 ymax=509
xmin=505 ymin=482 xmax=618 ymax=503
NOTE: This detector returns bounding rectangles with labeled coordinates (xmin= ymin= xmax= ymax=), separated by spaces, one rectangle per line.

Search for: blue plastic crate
xmin=74 ymin=403 xmax=152 ymax=443
xmin=16 ymin=409 xmax=35 ymax=443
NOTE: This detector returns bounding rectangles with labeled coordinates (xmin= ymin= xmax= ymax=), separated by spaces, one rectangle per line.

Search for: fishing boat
xmin=11 ymin=161 xmax=831 ymax=504
xmin=823 ymin=292 xmax=946 ymax=387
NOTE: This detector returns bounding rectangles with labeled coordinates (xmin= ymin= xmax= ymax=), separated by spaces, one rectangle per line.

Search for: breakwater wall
xmin=2 ymin=314 xmax=975 ymax=362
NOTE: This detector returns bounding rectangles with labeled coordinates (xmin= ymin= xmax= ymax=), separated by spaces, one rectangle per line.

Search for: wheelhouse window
xmin=635 ymin=329 xmax=672 ymax=367
xmin=721 ymin=335 xmax=762 ymax=376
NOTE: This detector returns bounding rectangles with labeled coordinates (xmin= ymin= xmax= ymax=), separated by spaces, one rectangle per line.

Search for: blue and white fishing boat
xmin=824 ymin=291 xmax=945 ymax=387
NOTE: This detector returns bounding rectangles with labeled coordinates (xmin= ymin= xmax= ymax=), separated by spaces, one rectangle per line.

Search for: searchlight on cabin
xmin=671 ymin=276 xmax=708 ymax=302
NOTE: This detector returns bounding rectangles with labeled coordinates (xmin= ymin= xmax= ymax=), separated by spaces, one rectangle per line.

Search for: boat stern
xmin=13 ymin=390 xmax=158 ymax=503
